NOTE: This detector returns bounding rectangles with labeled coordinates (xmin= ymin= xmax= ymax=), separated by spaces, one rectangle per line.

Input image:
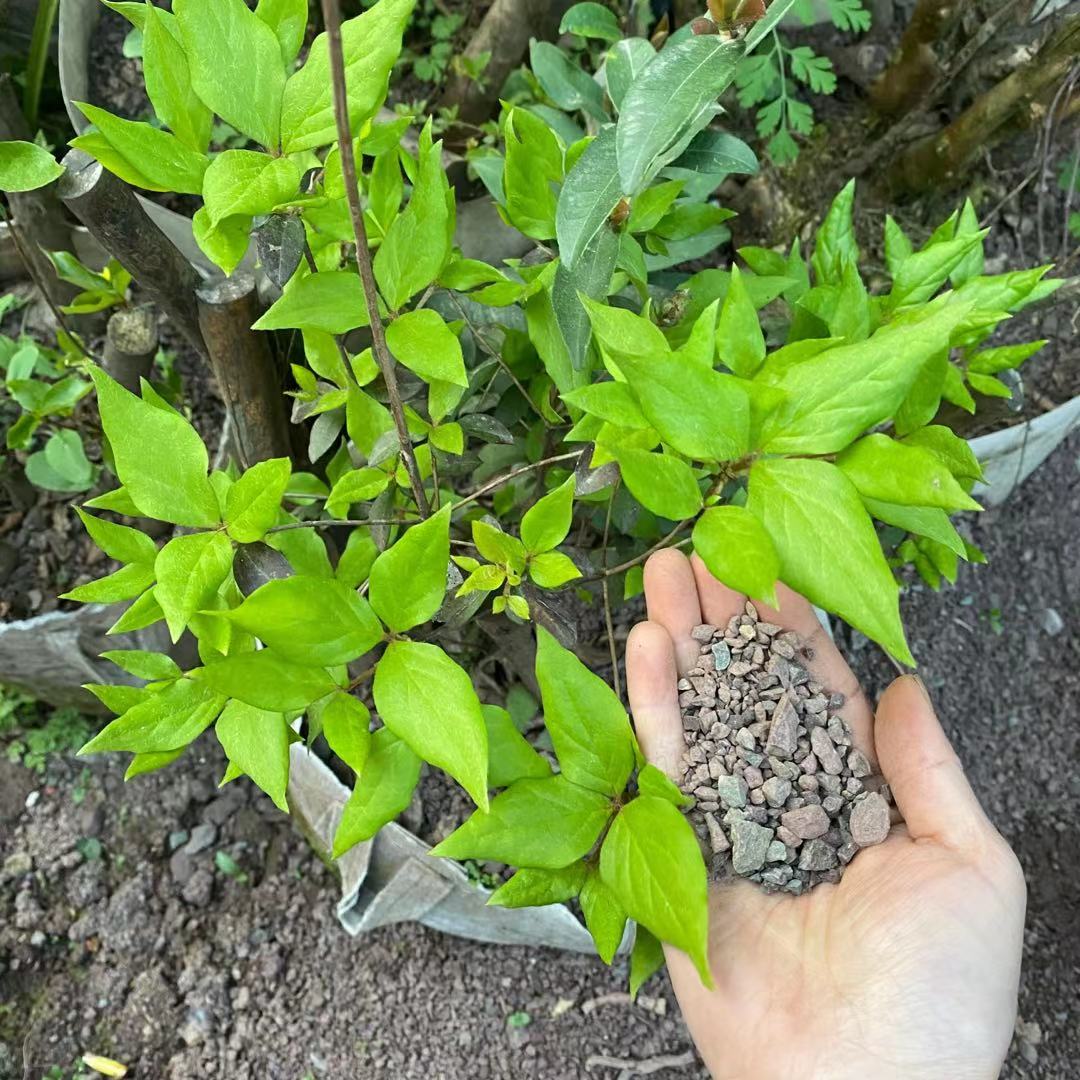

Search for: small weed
xmin=1 ymin=686 xmax=92 ymax=775
xmin=214 ymin=850 xmax=249 ymax=884
xmin=506 ymin=1010 xmax=532 ymax=1029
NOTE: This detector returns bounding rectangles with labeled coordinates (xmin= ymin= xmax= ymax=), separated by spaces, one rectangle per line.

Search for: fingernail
xmin=909 ymin=673 xmax=932 ymax=704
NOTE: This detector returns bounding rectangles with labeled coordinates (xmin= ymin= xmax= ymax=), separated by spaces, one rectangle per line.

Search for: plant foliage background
xmin=0 ymin=0 xmax=1061 ymax=984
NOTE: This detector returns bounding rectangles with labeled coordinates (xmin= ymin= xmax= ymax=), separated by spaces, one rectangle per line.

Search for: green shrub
xmin=0 ymin=0 xmax=1057 ymax=984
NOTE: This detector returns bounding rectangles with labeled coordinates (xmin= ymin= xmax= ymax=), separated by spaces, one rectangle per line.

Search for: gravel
xmin=676 ymin=608 xmax=894 ymax=893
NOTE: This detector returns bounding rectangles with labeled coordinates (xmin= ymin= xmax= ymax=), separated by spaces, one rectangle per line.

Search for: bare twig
xmin=0 ymin=203 xmax=95 ymax=361
xmin=320 ymin=0 xmax=430 ymax=517
xmin=448 ymin=294 xmax=556 ymax=428
xmin=452 ymin=451 xmax=582 ymax=510
xmin=585 ymin=1050 xmax=696 ymax=1076
xmin=578 ymin=520 xmax=693 ymax=584
xmin=267 ymin=516 xmax=417 ymax=533
xmin=601 ymin=479 xmax=622 ymax=701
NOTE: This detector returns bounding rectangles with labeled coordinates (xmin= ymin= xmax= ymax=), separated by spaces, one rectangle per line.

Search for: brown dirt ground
xmin=1 ymin=431 xmax=1077 ymax=1080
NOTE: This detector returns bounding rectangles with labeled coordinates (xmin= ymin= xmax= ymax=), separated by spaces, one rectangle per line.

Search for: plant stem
xmin=267 ymin=516 xmax=417 ymax=533
xmin=578 ymin=519 xmax=693 ymax=584
xmin=448 ymin=294 xmax=556 ymax=429
xmin=601 ymin=479 xmax=622 ymax=702
xmin=319 ymin=0 xmax=430 ymax=517
xmin=452 ymin=451 xmax=581 ymax=510
xmin=0 ymin=204 xmax=96 ymax=362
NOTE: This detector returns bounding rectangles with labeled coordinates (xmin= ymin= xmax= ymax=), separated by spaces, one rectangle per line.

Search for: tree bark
xmin=437 ymin=0 xmax=571 ymax=127
xmin=57 ymin=150 xmax=207 ymax=356
xmin=104 ymin=305 xmax=158 ymax=392
xmin=0 ymin=75 xmax=77 ymax=306
xmin=890 ymin=14 xmax=1080 ymax=195
xmin=869 ymin=0 xmax=968 ymax=116
xmin=196 ymin=273 xmax=291 ymax=466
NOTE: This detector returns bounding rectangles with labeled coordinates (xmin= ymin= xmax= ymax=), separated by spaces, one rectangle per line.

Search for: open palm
xmin=626 ymin=550 xmax=1026 ymax=1080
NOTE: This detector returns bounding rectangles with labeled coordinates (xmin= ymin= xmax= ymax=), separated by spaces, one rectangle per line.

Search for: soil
xmin=0 ymin=432 xmax=1077 ymax=1078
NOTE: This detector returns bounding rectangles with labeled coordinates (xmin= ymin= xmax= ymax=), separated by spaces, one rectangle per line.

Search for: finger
xmin=689 ymin=554 xmax=748 ymax=628
xmin=643 ymin=549 xmax=703 ymax=674
xmin=874 ymin=674 xmax=993 ymax=851
xmin=752 ymin=583 xmax=877 ymax=764
xmin=626 ymin=621 xmax=684 ymax=779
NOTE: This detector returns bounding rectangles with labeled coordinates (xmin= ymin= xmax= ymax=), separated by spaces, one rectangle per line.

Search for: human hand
xmin=626 ymin=550 xmax=1026 ymax=1080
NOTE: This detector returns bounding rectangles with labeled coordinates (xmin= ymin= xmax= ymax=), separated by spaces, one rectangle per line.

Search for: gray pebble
xmin=730 ymin=820 xmax=775 ymax=874
xmin=847 ymin=748 xmax=872 ymax=778
xmin=849 ymin=792 xmax=891 ymax=847
xmin=780 ymin=804 xmax=830 ymax=840
xmin=761 ymin=777 xmax=792 ymax=808
xmin=765 ymin=840 xmax=788 ymax=863
xmin=716 ymin=775 xmax=748 ymax=809
xmin=798 ymin=838 xmax=839 ymax=872
xmin=810 ymin=726 xmax=843 ymax=775
xmin=704 ymin=812 xmax=730 ymax=854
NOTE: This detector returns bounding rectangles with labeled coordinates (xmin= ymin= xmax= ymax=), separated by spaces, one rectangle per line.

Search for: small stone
xmin=749 ymin=787 xmax=766 ymax=806
xmin=800 ymin=752 xmax=819 ymax=775
xmin=849 ymin=792 xmax=891 ymax=847
xmin=818 ymin=773 xmax=841 ymax=796
xmin=730 ymin=820 xmax=775 ymax=874
xmin=780 ymin=804 xmax=830 ymax=840
xmin=810 ymin=726 xmax=844 ymax=775
xmin=798 ymin=838 xmax=839 ymax=872
xmin=711 ymin=641 xmax=731 ymax=671
xmin=764 ymin=692 xmax=799 ymax=758
xmin=760 ymin=865 xmax=794 ymax=889
xmin=29 ymin=930 xmax=46 ymax=947
xmin=846 ymin=748 xmax=872 ymax=778
xmin=182 ymin=823 xmax=217 ymax=856
xmin=691 ymin=624 xmax=716 ymax=642
xmin=729 ymin=661 xmax=753 ymax=677
xmin=743 ymin=766 xmax=764 ymax=789
xmin=775 ymin=825 xmax=801 ymax=848
xmin=761 ymin=777 xmax=792 ymax=808
xmin=797 ymin=774 xmax=819 ymax=793
xmin=715 ymin=775 xmax=748 ymax=809
xmin=735 ymin=727 xmax=757 ymax=752
xmin=827 ymin=715 xmax=849 ymax=746
xmin=2 ymin=852 xmax=33 ymax=879
xmin=821 ymin=795 xmax=844 ymax=816
xmin=1039 ymin=607 xmax=1064 ymax=636
xmin=837 ymin=841 xmax=858 ymax=864
xmin=765 ymin=840 xmax=788 ymax=863
xmin=704 ymin=812 xmax=730 ymax=854
xmin=167 ymin=830 xmax=189 ymax=852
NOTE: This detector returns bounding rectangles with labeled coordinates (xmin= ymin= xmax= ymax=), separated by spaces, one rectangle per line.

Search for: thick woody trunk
xmin=890 ymin=14 xmax=1080 ymax=195
xmin=869 ymin=0 xmax=968 ymax=116
xmin=0 ymin=75 xmax=77 ymax=307
xmin=438 ymin=0 xmax=569 ymax=127
xmin=58 ymin=150 xmax=207 ymax=356
xmin=196 ymin=274 xmax=292 ymax=466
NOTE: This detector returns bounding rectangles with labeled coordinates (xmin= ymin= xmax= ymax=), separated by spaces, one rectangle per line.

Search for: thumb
xmin=874 ymin=674 xmax=993 ymax=852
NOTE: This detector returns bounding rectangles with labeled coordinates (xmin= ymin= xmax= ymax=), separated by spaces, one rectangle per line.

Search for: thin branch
xmin=448 ymin=294 xmax=557 ymax=429
xmin=302 ymin=238 xmax=353 ymax=374
xmin=320 ymin=0 xmax=430 ymax=517
xmin=0 ymin=203 xmax=96 ymax=362
xmin=578 ymin=520 xmax=693 ymax=584
xmin=452 ymin=451 xmax=582 ymax=510
xmin=267 ymin=516 xmax=417 ymax=533
xmin=601 ymin=479 xmax=622 ymax=702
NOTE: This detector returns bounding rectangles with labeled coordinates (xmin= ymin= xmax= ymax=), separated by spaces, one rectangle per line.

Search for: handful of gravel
xmin=677 ymin=603 xmax=893 ymax=895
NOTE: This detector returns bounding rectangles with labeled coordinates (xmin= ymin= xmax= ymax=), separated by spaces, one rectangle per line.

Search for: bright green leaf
xmin=215 ymin=699 xmax=290 ymax=811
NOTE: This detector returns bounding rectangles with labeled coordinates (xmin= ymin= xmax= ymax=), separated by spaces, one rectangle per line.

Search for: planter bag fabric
xmin=970 ymin=395 xmax=1080 ymax=507
xmin=0 ymin=604 xmax=174 ymax=710
xmin=287 ymin=743 xmax=629 ymax=954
